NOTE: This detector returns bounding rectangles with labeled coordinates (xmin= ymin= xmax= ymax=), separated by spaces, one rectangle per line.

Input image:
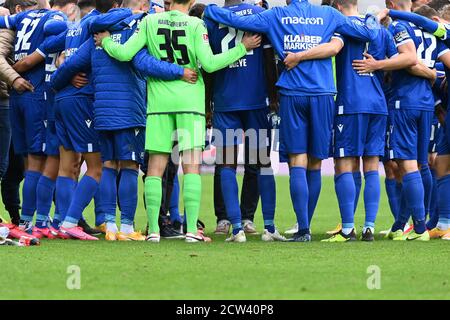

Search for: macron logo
xmin=281 ymin=16 xmax=324 ymax=25
xmin=85 ymin=119 xmax=92 ymax=128
xmin=337 ymin=124 xmax=344 ymax=132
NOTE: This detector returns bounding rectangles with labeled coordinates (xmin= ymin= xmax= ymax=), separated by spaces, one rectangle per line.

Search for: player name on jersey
xmin=229 ymin=58 xmax=247 ymax=68
xmin=14 ymin=52 xmax=27 ymax=61
xmin=157 ymin=19 xmax=188 ymax=27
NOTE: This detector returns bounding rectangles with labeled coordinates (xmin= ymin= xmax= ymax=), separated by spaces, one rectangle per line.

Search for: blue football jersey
xmin=334 ymin=16 xmax=397 ymax=115
xmin=439 ymin=24 xmax=450 ymax=109
xmin=37 ymin=30 xmax=68 ymax=85
xmin=205 ymin=3 xmax=269 ymax=112
xmin=40 ymin=29 xmax=68 ymax=121
xmin=0 ymin=9 xmax=66 ymax=96
xmin=204 ymin=0 xmax=380 ymax=96
xmin=389 ymin=20 xmax=449 ymax=111
xmin=381 ymin=28 xmax=398 ymax=103
xmin=55 ymin=10 xmax=101 ymax=99
xmin=433 ymin=62 xmax=447 ymax=108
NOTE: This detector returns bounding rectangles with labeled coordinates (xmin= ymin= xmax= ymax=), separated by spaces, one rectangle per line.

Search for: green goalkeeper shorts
xmin=146 ymin=113 xmax=205 ymax=154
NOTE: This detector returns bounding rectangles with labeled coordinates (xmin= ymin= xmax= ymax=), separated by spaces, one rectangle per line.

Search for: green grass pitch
xmin=1 ymin=175 xmax=450 ymax=300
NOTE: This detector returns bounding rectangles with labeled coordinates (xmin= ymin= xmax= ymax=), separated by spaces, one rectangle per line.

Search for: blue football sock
xmin=52 ymin=213 xmax=61 ymax=229
xmin=169 ymin=175 xmax=182 ymax=224
xmin=20 ymin=171 xmax=42 ymax=222
xmin=403 ymin=171 xmax=426 ymax=234
xmin=35 ymin=175 xmax=56 ymax=228
xmin=392 ymin=191 xmax=409 ymax=232
xmin=427 ymin=169 xmax=439 ymax=229
xmin=335 ymin=172 xmax=356 ymax=231
xmin=363 ymin=171 xmax=380 ymax=229
xmin=56 ymin=176 xmax=77 ymax=223
xmin=258 ymin=168 xmax=276 ymax=233
xmin=420 ymin=164 xmax=433 ymax=218
xmin=437 ymin=174 xmax=450 ymax=227
xmin=118 ymin=168 xmax=138 ymax=226
xmin=306 ymin=169 xmax=321 ymax=224
xmin=63 ymin=175 xmax=99 ymax=226
xmin=52 ymin=198 xmax=61 ymax=229
xmin=353 ymin=171 xmax=362 ymax=214
xmin=289 ymin=167 xmax=309 ymax=235
xmin=220 ymin=167 xmax=242 ymax=235
xmin=385 ymin=178 xmax=401 ymax=220
xmin=94 ymin=189 xmax=105 ymax=226
xmin=99 ymin=167 xmax=118 ymax=224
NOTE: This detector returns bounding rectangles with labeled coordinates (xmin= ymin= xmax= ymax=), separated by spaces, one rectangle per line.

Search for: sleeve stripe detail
xmin=36 ymin=48 xmax=46 ymax=58
xmin=437 ymin=48 xmax=450 ymax=58
xmin=395 ymin=39 xmax=413 ymax=48
xmin=263 ymin=44 xmax=272 ymax=49
xmin=4 ymin=16 xmax=10 ymax=29
xmin=331 ymin=36 xmax=344 ymax=45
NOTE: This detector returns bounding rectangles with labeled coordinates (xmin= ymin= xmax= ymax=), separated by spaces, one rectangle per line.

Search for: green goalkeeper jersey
xmin=101 ymin=10 xmax=248 ymax=115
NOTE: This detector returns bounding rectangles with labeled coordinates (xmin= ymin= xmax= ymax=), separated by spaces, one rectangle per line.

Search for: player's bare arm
xmin=283 ymin=38 xmax=344 ymax=71
xmin=352 ymin=41 xmax=417 ymax=73
xmin=407 ymin=62 xmax=437 ymax=84
xmin=12 ymin=51 xmax=45 ymax=74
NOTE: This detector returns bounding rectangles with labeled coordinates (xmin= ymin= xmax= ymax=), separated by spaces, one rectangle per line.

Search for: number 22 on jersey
xmin=219 ymin=24 xmax=253 ymax=55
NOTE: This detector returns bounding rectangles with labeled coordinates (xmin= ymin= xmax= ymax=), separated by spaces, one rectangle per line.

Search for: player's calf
xmin=35 ymin=156 xmax=59 ymax=233
xmin=19 ymin=154 xmax=46 ymax=231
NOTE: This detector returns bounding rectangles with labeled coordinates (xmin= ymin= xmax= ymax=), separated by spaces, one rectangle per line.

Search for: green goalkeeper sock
xmin=144 ymin=176 xmax=162 ymax=234
xmin=183 ymin=173 xmax=202 ymax=234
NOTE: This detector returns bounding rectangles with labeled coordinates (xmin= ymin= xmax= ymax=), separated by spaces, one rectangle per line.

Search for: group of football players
xmin=0 ymin=0 xmax=448 ymax=244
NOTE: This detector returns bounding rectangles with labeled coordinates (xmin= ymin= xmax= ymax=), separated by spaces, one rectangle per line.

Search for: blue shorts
xmin=44 ymin=120 xmax=59 ymax=156
xmin=387 ymin=109 xmax=432 ymax=164
xmin=428 ymin=119 xmax=442 ymax=154
xmin=9 ymin=95 xmax=45 ymax=155
xmin=437 ymin=112 xmax=450 ymax=155
xmin=54 ymin=96 xmax=99 ymax=153
xmin=279 ymin=95 xmax=334 ymax=160
xmin=212 ymin=108 xmax=271 ymax=149
xmin=333 ymin=113 xmax=387 ymax=158
xmin=99 ymin=128 xmax=145 ymax=165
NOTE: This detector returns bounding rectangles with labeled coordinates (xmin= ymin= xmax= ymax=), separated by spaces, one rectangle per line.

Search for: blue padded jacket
xmin=51 ymin=10 xmax=184 ymax=130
